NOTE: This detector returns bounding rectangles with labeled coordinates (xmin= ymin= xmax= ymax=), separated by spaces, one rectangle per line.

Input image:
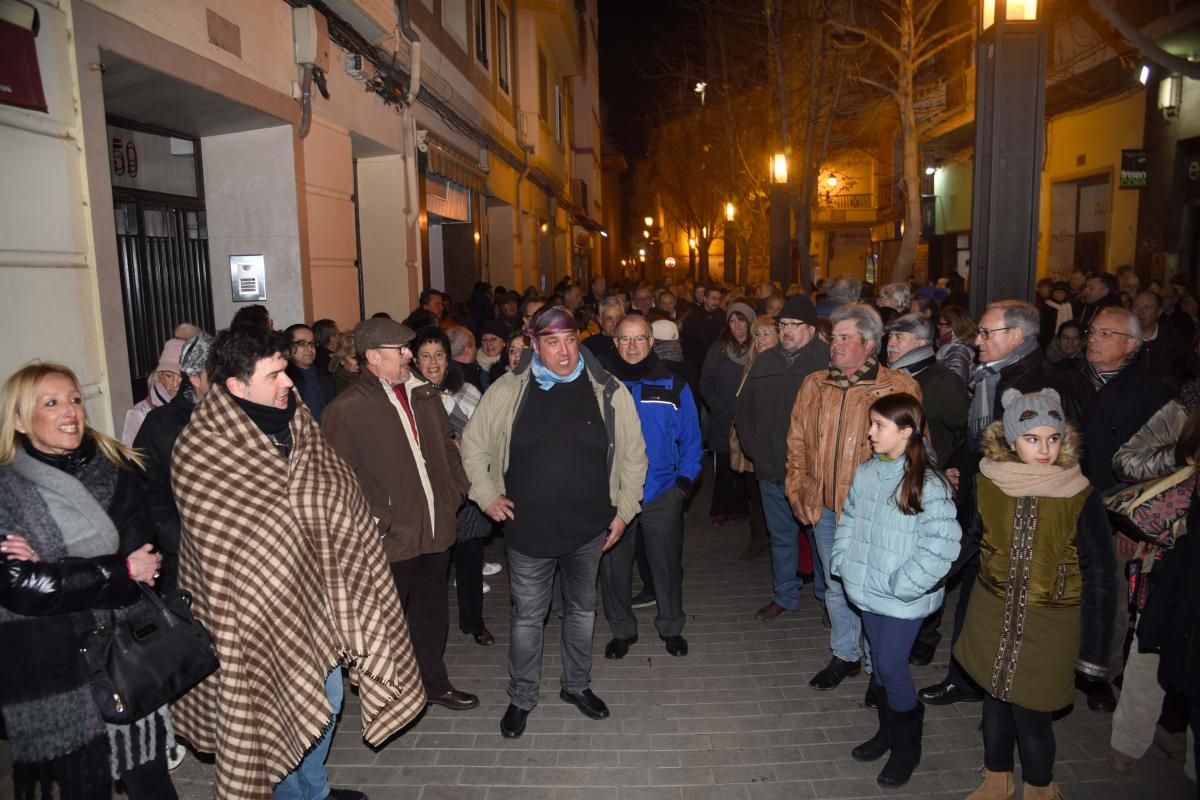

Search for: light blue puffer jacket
xmin=831 ymin=455 xmax=961 ymax=620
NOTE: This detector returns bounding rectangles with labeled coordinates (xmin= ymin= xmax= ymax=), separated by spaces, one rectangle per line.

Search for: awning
xmin=426 ymin=140 xmax=488 ymax=195
xmin=572 ymin=212 xmax=605 ymax=233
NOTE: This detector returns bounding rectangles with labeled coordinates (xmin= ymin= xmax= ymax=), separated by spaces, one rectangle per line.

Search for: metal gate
xmin=114 ymin=197 xmax=214 ymax=400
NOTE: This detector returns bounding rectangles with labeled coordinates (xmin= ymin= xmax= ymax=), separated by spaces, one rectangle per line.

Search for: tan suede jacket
xmin=784 ymin=363 xmax=921 ymax=525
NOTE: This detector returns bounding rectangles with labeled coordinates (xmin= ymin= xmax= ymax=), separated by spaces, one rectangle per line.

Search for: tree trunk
xmin=891 ymin=0 xmax=921 ymax=282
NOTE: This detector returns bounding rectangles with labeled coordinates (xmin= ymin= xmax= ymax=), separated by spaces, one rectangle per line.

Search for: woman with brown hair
xmin=936 ymin=305 xmax=977 ymax=386
xmin=0 ymin=362 xmax=174 ymax=799
xmin=700 ymin=301 xmax=755 ymax=527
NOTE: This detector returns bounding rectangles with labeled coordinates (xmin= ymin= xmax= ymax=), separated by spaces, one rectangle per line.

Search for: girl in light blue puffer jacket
xmin=830 ymin=392 xmax=961 ymax=789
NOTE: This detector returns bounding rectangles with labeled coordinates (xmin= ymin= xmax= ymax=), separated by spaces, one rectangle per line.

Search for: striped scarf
xmin=827 ymin=356 xmax=878 ymax=389
xmin=968 ymin=337 xmax=1039 ymax=449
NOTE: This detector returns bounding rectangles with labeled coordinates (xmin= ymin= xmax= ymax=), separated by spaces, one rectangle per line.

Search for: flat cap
xmin=354 ymin=317 xmax=415 ymax=355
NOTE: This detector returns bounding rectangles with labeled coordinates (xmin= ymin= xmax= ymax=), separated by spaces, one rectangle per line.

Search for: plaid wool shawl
xmin=171 ymin=386 xmax=425 ymax=799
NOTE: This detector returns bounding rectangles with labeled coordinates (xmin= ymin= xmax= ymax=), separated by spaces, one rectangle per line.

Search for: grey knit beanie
xmin=179 ymin=332 xmax=214 ymax=376
xmin=1001 ymin=388 xmax=1066 ymax=445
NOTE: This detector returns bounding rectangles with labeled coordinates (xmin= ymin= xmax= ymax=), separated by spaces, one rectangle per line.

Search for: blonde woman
xmin=0 ymin=362 xmax=174 ymax=799
xmin=731 ymin=315 xmax=778 ymax=559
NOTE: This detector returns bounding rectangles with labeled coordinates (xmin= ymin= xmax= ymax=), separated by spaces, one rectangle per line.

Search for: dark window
xmin=474 ymin=0 xmax=488 ymax=67
xmin=538 ymin=50 xmax=548 ymax=120
xmin=497 ymin=6 xmax=510 ymax=93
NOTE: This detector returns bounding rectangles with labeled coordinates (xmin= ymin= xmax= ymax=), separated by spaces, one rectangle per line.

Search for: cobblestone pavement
xmin=158 ymin=475 xmax=1193 ymax=800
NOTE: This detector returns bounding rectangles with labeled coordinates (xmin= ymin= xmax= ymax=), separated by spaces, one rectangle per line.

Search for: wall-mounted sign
xmin=0 ymin=5 xmax=47 ymax=113
xmin=1120 ymin=149 xmax=1147 ymax=189
xmin=230 ymin=255 xmax=267 ymax=302
xmin=107 ymin=124 xmax=199 ymax=197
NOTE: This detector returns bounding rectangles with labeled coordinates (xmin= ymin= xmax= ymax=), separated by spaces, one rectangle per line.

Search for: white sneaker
xmin=482 ymin=561 xmax=502 ymax=576
xmin=167 ymin=744 xmax=186 ymax=770
xmin=483 ymin=582 xmax=491 ymax=594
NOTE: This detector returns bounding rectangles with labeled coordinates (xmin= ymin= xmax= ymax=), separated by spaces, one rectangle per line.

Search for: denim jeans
xmin=861 ymin=611 xmax=923 ymax=712
xmin=759 ymin=480 xmax=820 ymax=609
xmin=274 ymin=669 xmax=343 ymax=800
xmin=506 ymin=534 xmax=605 ymax=710
xmin=813 ymin=507 xmax=862 ymax=663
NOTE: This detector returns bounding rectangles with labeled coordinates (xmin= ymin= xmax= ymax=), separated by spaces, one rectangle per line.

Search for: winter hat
xmin=1001 ymin=388 xmax=1066 ymax=446
xmin=179 ymin=332 xmax=214 ymax=376
xmin=727 ymin=302 xmax=757 ymax=325
xmin=776 ymin=294 xmax=818 ymax=327
xmin=354 ymin=317 xmax=415 ymax=355
xmin=155 ymin=338 xmax=185 ymax=375
xmin=885 ymin=312 xmax=935 ymax=343
xmin=481 ymin=319 xmax=511 ymax=340
xmin=651 ymin=319 xmax=679 ymax=342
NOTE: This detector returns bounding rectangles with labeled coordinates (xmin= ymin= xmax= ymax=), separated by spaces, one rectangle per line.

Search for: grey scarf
xmin=967 ymin=336 xmax=1039 ymax=449
xmin=889 ymin=345 xmax=936 ymax=374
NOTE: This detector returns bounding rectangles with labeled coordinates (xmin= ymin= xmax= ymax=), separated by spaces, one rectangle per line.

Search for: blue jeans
xmin=506 ymin=535 xmax=605 ymax=710
xmin=813 ymin=507 xmax=862 ymax=663
xmin=759 ymin=480 xmax=804 ymax=609
xmin=274 ymin=669 xmax=343 ymax=800
xmin=861 ymin=611 xmax=923 ymax=712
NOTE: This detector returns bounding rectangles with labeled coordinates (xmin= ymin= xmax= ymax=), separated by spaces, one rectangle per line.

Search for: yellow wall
xmin=1037 ymin=90 xmax=1145 ymax=277
xmin=932 ymin=161 xmax=973 ymax=233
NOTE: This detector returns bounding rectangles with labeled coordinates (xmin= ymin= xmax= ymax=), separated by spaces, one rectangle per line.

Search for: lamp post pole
xmin=968 ymin=0 xmax=1047 ymax=316
xmin=724 ymin=202 xmax=737 ymax=285
xmin=770 ymin=153 xmax=790 ymax=287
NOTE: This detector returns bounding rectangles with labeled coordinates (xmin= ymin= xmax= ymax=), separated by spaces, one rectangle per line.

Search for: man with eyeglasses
xmin=285 ymin=323 xmax=336 ymax=423
xmin=583 ymin=296 xmax=625 ymax=368
xmin=600 ymin=315 xmax=701 ymax=661
xmin=1063 ymin=306 xmax=1172 ymax=713
xmin=734 ymin=294 xmax=829 ymax=622
xmin=323 ymin=317 xmax=481 ymax=713
xmin=920 ymin=299 xmax=1078 ymax=708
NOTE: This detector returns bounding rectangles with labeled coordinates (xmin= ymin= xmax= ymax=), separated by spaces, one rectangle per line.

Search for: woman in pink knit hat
xmin=121 ymin=338 xmax=185 ymax=446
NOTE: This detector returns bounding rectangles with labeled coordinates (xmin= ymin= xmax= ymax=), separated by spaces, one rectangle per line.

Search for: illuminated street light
xmin=688 ymin=238 xmax=696 ymax=249
xmin=638 ymin=247 xmax=646 ymax=256
xmin=826 ymin=175 xmax=838 ymax=187
xmin=1139 ymin=65 xmax=1151 ymax=85
xmin=725 ymin=202 xmax=735 ymax=221
xmin=643 ymin=230 xmax=650 ymax=239
xmin=644 ymin=216 xmax=654 ymax=227
xmin=771 ymin=153 xmax=788 ymax=184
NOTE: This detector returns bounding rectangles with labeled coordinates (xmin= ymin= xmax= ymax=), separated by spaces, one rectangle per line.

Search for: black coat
xmin=286 ymin=362 xmax=336 ymax=420
xmin=1138 ymin=499 xmax=1200 ymax=701
xmin=733 ymin=338 xmax=830 ymax=483
xmin=1064 ymin=365 xmax=1172 ymax=492
xmin=132 ymin=389 xmax=197 ymax=592
xmin=1134 ymin=324 xmax=1187 ymax=390
xmin=903 ymin=355 xmax=968 ymax=470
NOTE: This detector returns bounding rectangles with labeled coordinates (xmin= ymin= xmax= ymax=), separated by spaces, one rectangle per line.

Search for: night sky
xmin=599 ymin=0 xmax=693 ymax=165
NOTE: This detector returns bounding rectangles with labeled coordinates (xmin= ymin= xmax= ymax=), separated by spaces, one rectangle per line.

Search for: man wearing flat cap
xmin=733 ymin=294 xmax=829 ymax=621
xmin=323 ymin=317 xmax=480 ymax=712
xmin=462 ymin=305 xmax=647 ymax=739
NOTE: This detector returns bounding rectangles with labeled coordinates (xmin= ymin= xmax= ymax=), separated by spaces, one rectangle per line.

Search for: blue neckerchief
xmin=530 ymin=352 xmax=585 ymax=390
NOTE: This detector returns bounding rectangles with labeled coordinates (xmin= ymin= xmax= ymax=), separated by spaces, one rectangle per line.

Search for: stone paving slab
xmin=10 ymin=466 xmax=1189 ymax=800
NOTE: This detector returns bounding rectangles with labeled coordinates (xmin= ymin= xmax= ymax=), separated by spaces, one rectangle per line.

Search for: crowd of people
xmin=1 ymin=265 xmax=1199 ymax=799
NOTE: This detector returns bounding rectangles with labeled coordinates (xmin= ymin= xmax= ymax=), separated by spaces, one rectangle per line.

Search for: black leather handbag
xmin=79 ymin=584 xmax=219 ymax=724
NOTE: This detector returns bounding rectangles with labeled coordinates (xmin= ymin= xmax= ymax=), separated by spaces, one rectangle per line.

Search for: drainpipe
xmin=397 ymin=0 xmax=423 ymax=302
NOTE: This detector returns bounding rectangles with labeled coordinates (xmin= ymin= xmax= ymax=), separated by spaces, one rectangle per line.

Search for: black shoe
xmin=559 ymin=688 xmax=610 ymax=719
xmin=631 ymin=591 xmax=657 ymax=608
xmin=663 ymin=635 xmax=688 ymax=656
xmin=852 ymin=683 xmax=890 ymax=762
xmin=426 ymin=688 xmax=480 ymax=711
xmin=876 ymin=703 xmax=923 ymax=788
xmin=864 ymin=682 xmax=881 ymax=711
xmin=605 ymin=636 xmax=638 ymax=659
xmin=809 ymin=656 xmax=862 ymax=690
xmin=329 ymin=790 xmax=369 ymax=800
xmin=918 ymin=679 xmax=982 ymax=706
xmin=1077 ymin=676 xmax=1117 ymax=712
xmin=500 ymin=703 xmax=529 ymax=738
xmin=909 ymin=639 xmax=937 ymax=666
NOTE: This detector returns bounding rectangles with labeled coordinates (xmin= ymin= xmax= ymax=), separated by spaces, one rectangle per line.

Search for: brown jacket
xmin=785 ymin=362 xmax=921 ymax=525
xmin=323 ymin=371 xmax=469 ymax=562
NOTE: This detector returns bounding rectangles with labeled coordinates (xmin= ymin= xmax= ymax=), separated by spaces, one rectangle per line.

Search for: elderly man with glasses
xmin=919 ymin=300 xmax=1080 ymax=707
xmin=285 ymin=323 xmax=336 ymax=423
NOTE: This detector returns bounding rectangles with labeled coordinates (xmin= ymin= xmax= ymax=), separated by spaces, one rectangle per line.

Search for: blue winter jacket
xmin=620 ymin=362 xmax=703 ymax=505
xmin=831 ymin=455 xmax=961 ymax=620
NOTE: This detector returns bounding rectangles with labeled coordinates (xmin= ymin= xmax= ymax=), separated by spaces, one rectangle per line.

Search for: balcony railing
xmin=818 ymin=192 xmax=874 ymax=209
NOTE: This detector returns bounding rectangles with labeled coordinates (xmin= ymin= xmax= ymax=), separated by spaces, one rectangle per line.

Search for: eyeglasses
xmin=417 ymin=351 xmax=447 ymax=362
xmin=778 ymin=320 xmax=807 ymax=330
xmin=292 ymin=340 xmax=316 ymax=349
xmin=1084 ymin=328 xmax=1137 ymax=341
xmin=975 ymin=326 xmax=1014 ymax=340
xmin=616 ymin=335 xmax=650 ymax=345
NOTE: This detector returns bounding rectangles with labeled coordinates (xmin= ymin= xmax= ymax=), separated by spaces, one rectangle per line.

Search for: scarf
xmin=530 ymin=352 xmax=585 ymax=390
xmin=967 ymin=335 xmax=1039 ymax=449
xmin=234 ymin=392 xmax=298 ymax=458
xmin=477 ymin=351 xmax=501 ymax=373
xmin=723 ymin=340 xmax=753 ymax=367
xmin=827 ymin=357 xmax=878 ymax=389
xmin=607 ymin=352 xmax=661 ymax=383
xmin=979 ymin=457 xmax=1090 ymax=499
xmin=653 ymin=339 xmax=684 ymax=363
xmin=171 ymin=386 xmax=426 ymax=799
xmin=1083 ymin=356 xmax=1134 ymax=391
xmin=889 ymin=345 xmax=936 ymax=374
xmin=436 ymin=381 xmax=481 ymax=437
xmin=0 ymin=447 xmax=173 ymax=789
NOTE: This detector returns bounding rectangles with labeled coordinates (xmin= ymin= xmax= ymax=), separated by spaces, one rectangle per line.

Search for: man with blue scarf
xmin=600 ymin=315 xmax=702 ymax=661
xmin=461 ymin=305 xmax=647 ymax=740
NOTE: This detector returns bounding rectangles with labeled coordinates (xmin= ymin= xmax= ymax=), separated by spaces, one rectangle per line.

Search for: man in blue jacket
xmin=600 ymin=315 xmax=702 ymax=658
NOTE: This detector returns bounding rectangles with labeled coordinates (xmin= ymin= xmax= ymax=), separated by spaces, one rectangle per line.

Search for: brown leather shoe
xmin=472 ymin=626 xmax=495 ymax=646
xmin=754 ymin=601 xmax=787 ymax=621
xmin=427 ymin=688 xmax=480 ymax=711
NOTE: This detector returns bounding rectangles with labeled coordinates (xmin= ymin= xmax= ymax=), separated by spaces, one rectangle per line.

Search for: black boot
xmin=852 ymin=681 xmax=890 ymax=762
xmin=877 ymin=702 xmax=923 ymax=788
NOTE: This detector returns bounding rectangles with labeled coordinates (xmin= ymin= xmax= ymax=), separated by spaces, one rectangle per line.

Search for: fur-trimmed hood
xmin=979 ymin=419 xmax=1081 ymax=467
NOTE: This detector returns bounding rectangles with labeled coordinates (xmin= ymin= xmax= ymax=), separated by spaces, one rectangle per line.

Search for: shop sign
xmin=1119 ymin=149 xmax=1147 ymax=189
xmin=107 ymin=124 xmax=199 ymax=197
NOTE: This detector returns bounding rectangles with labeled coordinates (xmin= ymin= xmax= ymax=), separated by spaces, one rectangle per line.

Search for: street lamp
xmin=770 ymin=152 xmax=790 ymax=286
xmin=969 ymin=0 xmax=1046 ymax=315
xmin=724 ymin=202 xmax=738 ymax=284
xmin=644 ymin=216 xmax=654 ymax=227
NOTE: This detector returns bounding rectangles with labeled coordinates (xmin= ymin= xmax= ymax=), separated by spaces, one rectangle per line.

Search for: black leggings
xmin=982 ymin=695 xmax=1055 ymax=787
